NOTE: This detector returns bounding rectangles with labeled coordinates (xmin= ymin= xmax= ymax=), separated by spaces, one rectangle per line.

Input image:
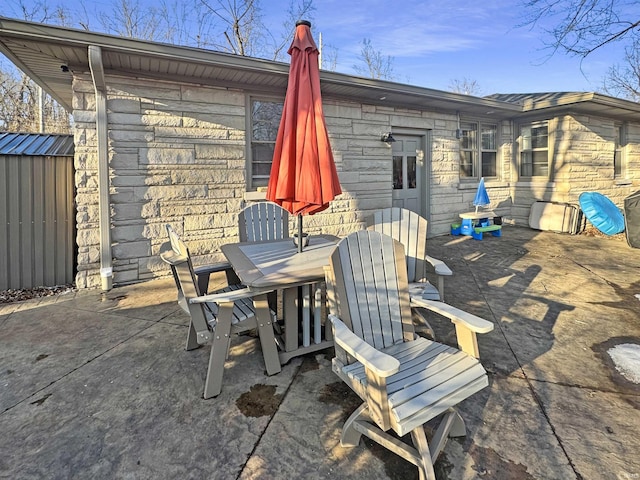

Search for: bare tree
xmin=197 ymin=0 xmax=315 ymax=59
xmin=97 ymin=0 xmax=162 ymax=40
xmin=0 ymin=0 xmax=318 ymax=133
xmin=197 ymin=0 xmax=262 ymax=56
xmin=603 ymin=37 xmax=640 ymax=101
xmin=353 ymin=38 xmax=396 ymax=80
xmin=320 ymin=42 xmax=339 ymax=72
xmin=0 ymin=1 xmax=72 ymax=132
xmin=271 ymin=0 xmax=316 ymax=61
xmin=448 ymin=78 xmax=483 ymax=96
xmin=521 ymin=1 xmax=640 ymax=101
xmin=521 ymin=0 xmax=640 ymax=58
xmin=156 ymin=0 xmax=217 ymax=47
xmin=0 ymin=67 xmax=70 ymax=133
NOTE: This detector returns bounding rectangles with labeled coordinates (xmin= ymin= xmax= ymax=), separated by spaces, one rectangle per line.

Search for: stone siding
xmin=510 ymin=114 xmax=640 ymax=226
xmin=72 ymin=73 xmax=640 ymax=288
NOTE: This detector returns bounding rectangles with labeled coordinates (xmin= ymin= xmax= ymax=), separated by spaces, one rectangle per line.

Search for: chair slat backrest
xmin=161 ymin=247 xmax=213 ymax=343
xmin=166 ymin=223 xmax=188 ymax=257
xmin=328 ymin=230 xmax=414 ymax=352
xmin=164 ymin=224 xmax=205 ymax=313
xmin=370 ymin=208 xmax=428 ymax=283
xmin=239 ymin=202 xmax=289 ymax=242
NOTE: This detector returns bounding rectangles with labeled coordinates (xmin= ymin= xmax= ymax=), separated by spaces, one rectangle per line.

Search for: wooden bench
xmin=472 ymin=224 xmax=502 ymax=240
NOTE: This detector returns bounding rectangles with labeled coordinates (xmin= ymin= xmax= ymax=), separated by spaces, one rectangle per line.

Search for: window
xmin=250 ymin=99 xmax=283 ymax=190
xmin=481 ymin=124 xmax=497 ymax=177
xmin=520 ymin=122 xmax=548 ymax=177
xmin=614 ymin=123 xmax=625 ymax=178
xmin=459 ymin=121 xmax=497 ymax=178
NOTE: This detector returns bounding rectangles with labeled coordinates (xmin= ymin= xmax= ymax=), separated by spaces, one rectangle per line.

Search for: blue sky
xmin=284 ymin=0 xmax=619 ymax=95
xmin=1 ymin=0 xmax=623 ymax=96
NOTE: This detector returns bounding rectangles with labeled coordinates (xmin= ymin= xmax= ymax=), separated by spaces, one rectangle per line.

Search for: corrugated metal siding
xmin=0 ymin=154 xmax=75 ymax=289
xmin=0 ymin=132 xmax=74 ymax=156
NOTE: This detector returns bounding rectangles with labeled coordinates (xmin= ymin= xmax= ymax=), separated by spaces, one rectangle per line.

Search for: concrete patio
xmin=1 ymin=226 xmax=639 ymax=480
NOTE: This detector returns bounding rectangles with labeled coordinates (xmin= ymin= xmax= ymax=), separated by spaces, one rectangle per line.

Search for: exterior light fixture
xmin=381 ymin=132 xmax=396 ymax=143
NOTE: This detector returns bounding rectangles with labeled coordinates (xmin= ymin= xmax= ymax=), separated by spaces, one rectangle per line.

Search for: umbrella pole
xmin=298 ymin=213 xmax=303 ymax=253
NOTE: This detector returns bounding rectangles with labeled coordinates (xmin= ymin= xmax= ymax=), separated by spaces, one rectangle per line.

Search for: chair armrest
xmin=189 ymin=286 xmax=274 ymax=304
xmin=194 ymin=261 xmax=238 ymax=294
xmin=424 ymin=255 xmax=452 ymax=276
xmin=409 ymin=298 xmax=493 ymax=333
xmin=410 ymin=298 xmax=493 ymax=358
xmin=329 ymin=315 xmax=400 ymax=377
xmin=193 ymin=261 xmax=233 ymax=276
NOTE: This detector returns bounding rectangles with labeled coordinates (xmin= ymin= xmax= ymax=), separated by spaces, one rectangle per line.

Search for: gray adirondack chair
xmin=238 ymin=201 xmax=289 ymax=242
xmin=162 ymin=227 xmax=280 ymax=399
xmin=237 ymin=202 xmax=291 ymax=314
xmin=166 ymin=224 xmax=238 ymax=295
xmin=369 ymin=207 xmax=453 ymax=338
xmin=324 ymin=230 xmax=493 ymax=480
xmin=369 ymin=207 xmax=452 ymax=301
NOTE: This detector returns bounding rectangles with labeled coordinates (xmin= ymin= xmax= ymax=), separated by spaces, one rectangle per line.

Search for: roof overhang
xmin=487 ymin=92 xmax=640 ymax=123
xmin=0 ymin=17 xmax=521 ymax=118
xmin=521 ymin=92 xmax=640 ymax=122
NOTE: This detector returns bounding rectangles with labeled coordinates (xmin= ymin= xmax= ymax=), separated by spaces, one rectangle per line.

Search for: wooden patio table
xmin=221 ymin=234 xmax=338 ymax=364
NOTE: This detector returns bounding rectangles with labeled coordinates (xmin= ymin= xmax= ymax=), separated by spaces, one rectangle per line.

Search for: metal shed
xmin=0 ymin=132 xmax=75 ymax=290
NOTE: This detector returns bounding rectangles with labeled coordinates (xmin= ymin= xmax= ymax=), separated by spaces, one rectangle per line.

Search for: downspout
xmin=88 ymin=45 xmax=113 ymax=291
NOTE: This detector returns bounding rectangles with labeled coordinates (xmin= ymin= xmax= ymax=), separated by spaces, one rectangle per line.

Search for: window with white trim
xmin=459 ymin=121 xmax=497 ymax=178
xmin=249 ymin=98 xmax=283 ymax=190
xmin=614 ymin=123 xmax=626 ymax=178
xmin=519 ymin=122 xmax=549 ymax=177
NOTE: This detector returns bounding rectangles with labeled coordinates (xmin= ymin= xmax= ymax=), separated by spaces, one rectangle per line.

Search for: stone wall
xmin=509 ymin=113 xmax=640 ymax=226
xmin=73 ymin=74 xmax=253 ymax=287
xmin=71 ymin=72 xmax=640 ymax=288
xmin=72 ymin=73 xmax=486 ymax=287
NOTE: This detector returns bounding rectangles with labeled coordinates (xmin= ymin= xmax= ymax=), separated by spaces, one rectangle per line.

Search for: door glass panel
xmin=393 ymin=155 xmax=403 ymax=189
xmin=407 ymin=156 xmax=416 ymax=189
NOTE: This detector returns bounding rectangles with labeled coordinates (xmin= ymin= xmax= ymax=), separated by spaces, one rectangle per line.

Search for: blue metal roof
xmin=0 ymin=132 xmax=74 ymax=156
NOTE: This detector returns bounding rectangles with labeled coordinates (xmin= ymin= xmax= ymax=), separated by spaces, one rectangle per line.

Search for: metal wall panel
xmin=0 ymin=155 xmax=75 ymax=290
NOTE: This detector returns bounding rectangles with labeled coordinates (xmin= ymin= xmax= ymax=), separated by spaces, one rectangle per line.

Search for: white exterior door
xmin=391 ymin=136 xmax=423 ymax=214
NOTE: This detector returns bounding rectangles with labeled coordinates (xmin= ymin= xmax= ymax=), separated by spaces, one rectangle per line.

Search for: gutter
xmin=88 ymin=45 xmax=113 ymax=291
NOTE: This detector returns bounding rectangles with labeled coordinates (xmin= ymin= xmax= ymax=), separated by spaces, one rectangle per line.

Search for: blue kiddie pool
xmin=579 ymin=192 xmax=625 ymax=235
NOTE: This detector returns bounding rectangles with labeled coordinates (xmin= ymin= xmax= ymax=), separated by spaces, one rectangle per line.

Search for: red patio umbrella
xmin=266 ymin=20 xmax=341 ymax=252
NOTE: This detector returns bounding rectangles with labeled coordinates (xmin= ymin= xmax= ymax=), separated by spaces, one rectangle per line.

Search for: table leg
xmin=314 ymin=284 xmax=322 ymax=344
xmin=283 ymin=288 xmax=299 ymax=352
xmin=302 ymin=284 xmax=311 ymax=347
xmin=278 ymin=282 xmax=334 ymax=364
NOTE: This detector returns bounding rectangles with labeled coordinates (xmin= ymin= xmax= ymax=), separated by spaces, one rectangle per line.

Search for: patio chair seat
xmin=335 ymin=335 xmax=488 ymax=437
xmin=200 ymin=283 xmax=259 ymax=326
